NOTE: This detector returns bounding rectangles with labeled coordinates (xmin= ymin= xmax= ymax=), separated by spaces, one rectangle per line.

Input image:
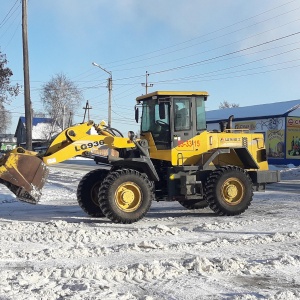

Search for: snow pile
xmin=278 ymin=164 xmax=300 ymax=180
xmin=0 ymin=164 xmax=299 ymax=299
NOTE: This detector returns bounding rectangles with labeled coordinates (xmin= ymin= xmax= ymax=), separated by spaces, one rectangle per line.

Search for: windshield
xmin=140 ymin=99 xmax=171 ymax=150
xmin=141 ymin=99 xmax=170 ymax=134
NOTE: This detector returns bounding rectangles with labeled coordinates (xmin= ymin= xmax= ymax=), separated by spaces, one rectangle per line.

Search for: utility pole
xmin=92 ymin=62 xmax=112 ymax=128
xmin=92 ymin=62 xmax=112 ymax=156
xmin=141 ymin=71 xmax=153 ymax=94
xmin=62 ymin=105 xmax=66 ymax=130
xmin=68 ymin=112 xmax=73 ymax=127
xmin=22 ymin=0 xmax=32 ymax=150
xmin=108 ymin=76 xmax=112 ymax=128
xmin=82 ymin=100 xmax=92 ymax=122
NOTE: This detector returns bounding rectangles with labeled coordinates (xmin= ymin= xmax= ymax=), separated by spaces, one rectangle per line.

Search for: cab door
xmin=172 ymin=97 xmax=194 ymax=150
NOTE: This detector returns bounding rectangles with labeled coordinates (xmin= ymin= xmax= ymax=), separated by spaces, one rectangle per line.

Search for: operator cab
xmin=135 ymin=91 xmax=209 ymax=150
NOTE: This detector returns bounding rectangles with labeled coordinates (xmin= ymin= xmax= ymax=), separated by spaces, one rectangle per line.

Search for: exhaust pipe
xmin=226 ymin=115 xmax=234 ymax=131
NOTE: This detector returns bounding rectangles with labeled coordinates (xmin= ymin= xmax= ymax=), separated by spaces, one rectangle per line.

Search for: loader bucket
xmin=0 ymin=149 xmax=49 ymax=204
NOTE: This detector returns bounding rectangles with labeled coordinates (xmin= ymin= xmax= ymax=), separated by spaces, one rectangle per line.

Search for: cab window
xmin=141 ymin=99 xmax=169 ymax=135
xmin=174 ymin=98 xmax=190 ymax=131
xmin=196 ymin=97 xmax=206 ymax=131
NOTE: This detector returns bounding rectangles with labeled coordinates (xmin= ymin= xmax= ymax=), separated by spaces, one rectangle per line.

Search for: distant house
xmin=206 ymin=99 xmax=300 ymax=166
xmin=14 ymin=117 xmax=61 ymax=149
xmin=0 ymin=134 xmax=17 ymax=152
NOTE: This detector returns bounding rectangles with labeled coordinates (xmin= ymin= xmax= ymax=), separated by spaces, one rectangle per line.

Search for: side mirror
xmin=159 ymin=103 xmax=165 ymax=119
xmin=135 ymin=106 xmax=139 ymax=123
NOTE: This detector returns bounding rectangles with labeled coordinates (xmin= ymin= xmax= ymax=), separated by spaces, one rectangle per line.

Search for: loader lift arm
xmin=0 ymin=121 xmax=138 ymax=204
xmin=42 ymin=121 xmax=136 ymax=165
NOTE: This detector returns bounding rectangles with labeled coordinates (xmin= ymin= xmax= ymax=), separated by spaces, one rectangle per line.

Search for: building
xmin=206 ymin=100 xmax=300 ymax=166
xmin=14 ymin=117 xmax=60 ymax=149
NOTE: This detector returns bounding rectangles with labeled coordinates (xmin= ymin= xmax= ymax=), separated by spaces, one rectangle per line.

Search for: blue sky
xmin=1 ymin=0 xmax=300 ymax=134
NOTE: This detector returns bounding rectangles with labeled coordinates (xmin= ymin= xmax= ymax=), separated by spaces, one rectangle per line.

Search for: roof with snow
xmin=0 ymin=134 xmax=16 ymax=142
xmin=15 ymin=117 xmax=61 ymax=140
xmin=206 ymin=99 xmax=300 ymax=123
xmin=19 ymin=117 xmax=53 ymax=126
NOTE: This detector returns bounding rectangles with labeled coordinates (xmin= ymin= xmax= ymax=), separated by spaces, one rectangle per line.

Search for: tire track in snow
xmin=0 ymin=217 xmax=283 ymax=245
xmin=1 ymin=254 xmax=300 ymax=299
xmin=1 ymin=220 xmax=299 ymax=264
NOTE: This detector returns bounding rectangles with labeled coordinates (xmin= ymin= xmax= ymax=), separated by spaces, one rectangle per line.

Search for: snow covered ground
xmin=0 ymin=163 xmax=300 ymax=300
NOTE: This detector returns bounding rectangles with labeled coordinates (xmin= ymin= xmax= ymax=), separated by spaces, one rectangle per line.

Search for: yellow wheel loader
xmin=0 ymin=91 xmax=280 ymax=223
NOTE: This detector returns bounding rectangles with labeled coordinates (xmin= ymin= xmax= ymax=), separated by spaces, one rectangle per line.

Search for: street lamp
xmin=92 ymin=62 xmax=112 ymax=128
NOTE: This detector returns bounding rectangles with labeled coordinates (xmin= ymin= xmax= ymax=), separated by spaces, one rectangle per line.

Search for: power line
xmin=0 ymin=0 xmax=20 ymax=28
xmin=150 ymin=31 xmax=300 ymax=75
xmin=105 ymin=29 xmax=300 ymax=83
xmin=112 ymin=8 xmax=300 ymax=72
xmin=102 ymin=0 xmax=298 ymax=67
xmin=15 ymin=41 xmax=300 ymax=94
xmin=11 ymin=11 xmax=300 ymax=90
xmin=154 ymin=62 xmax=300 ymax=85
xmin=3 ymin=18 xmax=21 ymax=49
xmin=0 ymin=7 xmax=21 ymax=41
xmin=47 ymin=0 xmax=299 ymax=86
xmin=150 ymin=45 xmax=300 ymax=84
xmin=110 ymin=16 xmax=300 ymax=74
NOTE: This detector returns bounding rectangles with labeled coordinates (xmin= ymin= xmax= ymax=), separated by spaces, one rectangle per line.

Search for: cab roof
xmin=136 ymin=91 xmax=209 ymax=102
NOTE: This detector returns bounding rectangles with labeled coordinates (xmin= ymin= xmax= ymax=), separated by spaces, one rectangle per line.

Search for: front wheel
xmin=77 ymin=169 xmax=109 ymax=217
xmin=205 ymin=166 xmax=253 ymax=216
xmin=98 ymin=169 xmax=154 ymax=224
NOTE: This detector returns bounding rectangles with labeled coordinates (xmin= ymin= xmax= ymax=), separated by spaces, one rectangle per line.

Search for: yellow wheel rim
xmin=114 ymin=181 xmax=142 ymax=212
xmin=221 ymin=177 xmax=244 ymax=205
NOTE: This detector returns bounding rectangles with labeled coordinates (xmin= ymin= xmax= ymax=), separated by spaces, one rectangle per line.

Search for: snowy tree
xmin=0 ymin=50 xmax=19 ymax=133
xmin=40 ymin=73 xmax=83 ymax=130
xmin=219 ymin=101 xmax=239 ymax=109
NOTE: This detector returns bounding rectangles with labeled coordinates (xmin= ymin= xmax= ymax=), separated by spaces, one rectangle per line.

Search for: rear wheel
xmin=98 ymin=169 xmax=153 ymax=224
xmin=178 ymin=199 xmax=208 ymax=210
xmin=77 ymin=169 xmax=109 ymax=217
xmin=205 ymin=166 xmax=253 ymax=216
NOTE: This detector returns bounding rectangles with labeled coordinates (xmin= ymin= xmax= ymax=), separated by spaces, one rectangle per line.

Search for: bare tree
xmin=34 ymin=122 xmax=58 ymax=141
xmin=219 ymin=101 xmax=239 ymax=109
xmin=33 ymin=111 xmax=46 ymax=118
xmin=0 ymin=51 xmax=19 ymax=133
xmin=0 ymin=104 xmax=11 ymax=133
xmin=40 ymin=73 xmax=83 ymax=130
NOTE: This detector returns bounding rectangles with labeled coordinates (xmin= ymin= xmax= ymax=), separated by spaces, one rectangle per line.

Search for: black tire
xmin=178 ymin=199 xmax=208 ymax=210
xmin=204 ymin=166 xmax=253 ymax=216
xmin=77 ymin=169 xmax=109 ymax=217
xmin=98 ymin=169 xmax=154 ymax=224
